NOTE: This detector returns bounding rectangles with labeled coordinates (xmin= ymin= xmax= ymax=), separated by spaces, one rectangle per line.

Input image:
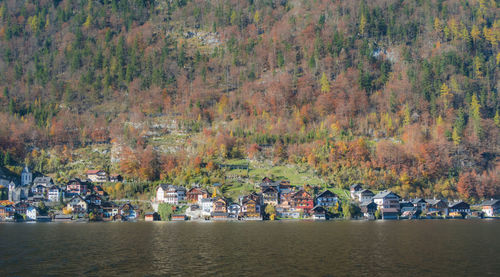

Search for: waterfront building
xmin=481 ymin=199 xmax=500 ymax=217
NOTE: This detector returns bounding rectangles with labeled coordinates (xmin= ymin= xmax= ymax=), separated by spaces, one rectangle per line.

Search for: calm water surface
xmin=0 ymin=220 xmax=499 ymax=276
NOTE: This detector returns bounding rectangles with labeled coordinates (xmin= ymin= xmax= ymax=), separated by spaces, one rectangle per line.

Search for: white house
xmin=86 ymin=170 xmax=108 ymax=183
xmin=156 ymin=184 xmax=186 ymax=204
xmin=201 ymin=198 xmax=214 ymax=216
xmin=26 ymin=206 xmax=37 ymax=221
xmin=357 ymin=189 xmax=375 ymax=202
xmin=373 ymin=190 xmax=401 ymax=210
xmin=48 ymin=186 xmax=63 ymax=202
xmin=481 ymin=199 xmax=500 ymax=217
xmin=21 ymin=166 xmax=32 ymax=186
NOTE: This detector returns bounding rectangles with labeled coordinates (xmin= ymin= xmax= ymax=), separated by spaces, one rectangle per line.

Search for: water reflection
xmin=0 ymin=220 xmax=499 ymax=276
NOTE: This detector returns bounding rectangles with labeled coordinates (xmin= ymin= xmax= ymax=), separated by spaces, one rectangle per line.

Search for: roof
xmin=481 ymin=199 xmax=500 ymax=206
xmin=86 ymin=170 xmax=103 ymax=174
xmin=21 ymin=166 xmax=30 ymax=174
xmin=449 ymin=201 xmax=470 ymax=208
xmin=373 ymin=190 xmax=400 ymax=199
xmin=210 ymin=212 xmax=229 ymax=216
xmin=350 ymin=183 xmax=363 ymax=190
xmin=262 ymin=186 xmax=278 ymax=194
xmin=316 ymin=190 xmax=337 ymax=198
xmin=359 ymin=189 xmax=374 ymax=196
xmin=360 ymin=201 xmax=377 ymax=207
xmin=411 ymin=198 xmax=426 ymax=204
xmin=425 ymin=199 xmax=445 ymax=205
xmin=33 ymin=176 xmax=53 ymax=184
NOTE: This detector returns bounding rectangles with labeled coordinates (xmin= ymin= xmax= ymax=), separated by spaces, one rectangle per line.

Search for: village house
xmin=14 ymin=202 xmax=29 ymax=215
xmin=292 ymin=189 xmax=314 ymax=216
xmin=145 ymin=212 xmax=160 ymax=221
xmin=186 ymin=187 xmax=209 ymax=204
xmin=360 ymin=201 xmax=378 ymax=219
xmin=212 ymin=197 xmax=227 ymax=213
xmin=33 ymin=176 xmax=54 ymax=188
xmin=109 ymin=174 xmax=123 ymax=183
xmin=373 ymin=191 xmax=401 ymax=210
xmin=47 ymin=186 xmax=63 ymax=202
xmin=86 ymin=170 xmax=108 ymax=183
xmin=67 ymin=195 xmax=88 ymax=214
xmin=101 ymin=201 xmax=120 ymax=220
xmin=240 ymin=195 xmax=261 ymax=219
xmin=425 ymin=199 xmax=449 ymax=215
xmin=448 ymin=201 xmax=470 ymax=217
xmin=481 ymin=199 xmax=500 ymax=217
xmin=357 ymin=189 xmax=374 ymax=203
xmin=381 ymin=208 xmax=399 ymax=220
xmin=311 ymin=205 xmax=327 ymax=220
xmin=85 ymin=194 xmax=103 ymax=206
xmin=156 ymin=184 xmax=186 ymax=204
xmin=315 ymin=190 xmax=338 ymax=207
xmin=31 ymin=184 xmax=47 ymax=198
xmin=228 ymin=203 xmax=241 ymax=219
xmin=211 ymin=197 xmax=229 ymax=220
xmin=66 ymin=178 xmax=89 ymax=196
xmin=26 ymin=205 xmax=37 ymax=221
xmin=0 ymin=204 xmax=15 ymax=220
xmin=411 ymin=198 xmax=427 ymax=211
xmin=119 ymin=203 xmax=138 ymax=220
xmin=201 ymin=198 xmax=214 ymax=217
xmin=276 ymin=192 xmax=300 ymax=219
xmin=262 ymin=186 xmax=279 ymax=206
xmin=92 ymin=185 xmax=106 ymax=196
xmin=349 ymin=183 xmax=363 ymax=199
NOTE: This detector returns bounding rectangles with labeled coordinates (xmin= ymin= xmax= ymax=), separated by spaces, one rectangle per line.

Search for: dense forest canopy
xmin=0 ymin=0 xmax=498 ymax=201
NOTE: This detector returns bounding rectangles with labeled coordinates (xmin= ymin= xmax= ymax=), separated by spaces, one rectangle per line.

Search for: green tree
xmin=158 ymin=203 xmax=173 ymax=221
xmin=342 ymin=202 xmax=359 ymax=219
xmin=469 ymin=94 xmax=482 ymax=138
xmin=265 ymin=204 xmax=276 ymax=220
xmin=320 ymin=72 xmax=330 ymax=93
xmin=374 ymin=208 xmax=381 ymax=219
xmin=494 ymin=110 xmax=500 ymax=128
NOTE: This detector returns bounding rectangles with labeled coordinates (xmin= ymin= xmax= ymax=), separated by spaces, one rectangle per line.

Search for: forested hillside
xmin=0 ymin=0 xmax=498 ymax=201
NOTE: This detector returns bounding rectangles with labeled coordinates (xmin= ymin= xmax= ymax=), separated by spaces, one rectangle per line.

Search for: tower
xmin=8 ymin=181 xmax=17 ymax=202
xmin=21 ymin=166 xmax=32 ymax=186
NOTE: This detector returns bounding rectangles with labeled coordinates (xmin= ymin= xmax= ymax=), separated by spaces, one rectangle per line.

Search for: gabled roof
xmin=481 ymin=199 xmax=500 ymax=206
xmin=316 ymin=190 xmax=337 ymax=198
xmin=425 ymin=199 xmax=446 ymax=205
xmin=411 ymin=198 xmax=426 ymax=204
xmin=69 ymin=194 xmax=85 ymax=202
xmin=373 ymin=190 xmax=400 ymax=199
xmin=360 ymin=201 xmax=377 ymax=207
xmin=350 ymin=183 xmax=363 ymax=190
xmin=33 ymin=176 xmax=53 ymax=184
xmin=449 ymin=201 xmax=469 ymax=208
xmin=86 ymin=170 xmax=104 ymax=174
xmin=262 ymin=186 xmax=278 ymax=194
xmin=359 ymin=189 xmax=374 ymax=196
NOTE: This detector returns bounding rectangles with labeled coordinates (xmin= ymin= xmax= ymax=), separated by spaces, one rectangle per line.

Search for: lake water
xmin=0 ymin=220 xmax=499 ymax=276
